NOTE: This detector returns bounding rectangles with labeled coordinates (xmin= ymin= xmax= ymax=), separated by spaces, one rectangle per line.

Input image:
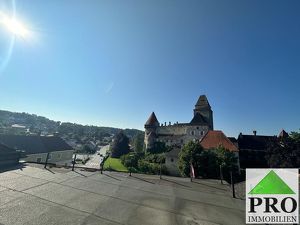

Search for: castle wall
xmin=155 ymin=124 xmax=209 ymax=146
xmin=144 ymin=95 xmax=213 ymax=150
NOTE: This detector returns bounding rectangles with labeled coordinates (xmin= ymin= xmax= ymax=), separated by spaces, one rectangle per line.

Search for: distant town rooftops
xmin=200 ymin=130 xmax=238 ymax=152
xmin=11 ymin=124 xmax=26 ymax=129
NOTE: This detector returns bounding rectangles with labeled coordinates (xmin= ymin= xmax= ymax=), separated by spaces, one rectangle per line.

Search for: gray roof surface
xmin=0 ymin=135 xmax=73 ymax=155
xmin=0 ymin=143 xmax=16 ymax=153
xmin=190 ymin=113 xmax=208 ymax=125
xmin=237 ymin=134 xmax=276 ymax=150
xmin=195 ymin=95 xmax=211 ymax=108
xmin=0 ymin=164 xmax=245 ymax=225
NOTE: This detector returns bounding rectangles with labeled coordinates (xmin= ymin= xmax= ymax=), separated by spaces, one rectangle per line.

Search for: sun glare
xmin=1 ymin=14 xmax=30 ymax=38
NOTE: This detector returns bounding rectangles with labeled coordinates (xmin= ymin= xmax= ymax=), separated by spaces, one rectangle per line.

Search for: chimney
xmin=253 ymin=130 xmax=257 ymax=136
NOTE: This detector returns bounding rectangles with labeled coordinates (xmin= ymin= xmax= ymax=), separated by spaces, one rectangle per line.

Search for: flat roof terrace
xmin=0 ymin=164 xmax=245 ymax=225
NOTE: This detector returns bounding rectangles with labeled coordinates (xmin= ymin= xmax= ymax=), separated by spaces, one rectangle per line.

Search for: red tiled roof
xmin=200 ymin=130 xmax=238 ymax=152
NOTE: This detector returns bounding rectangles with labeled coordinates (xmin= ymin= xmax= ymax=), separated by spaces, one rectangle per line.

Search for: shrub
xmin=120 ymin=153 xmax=141 ymax=168
xmin=143 ymin=153 xmax=165 ymax=164
xmin=137 ymin=159 xmax=167 ymax=175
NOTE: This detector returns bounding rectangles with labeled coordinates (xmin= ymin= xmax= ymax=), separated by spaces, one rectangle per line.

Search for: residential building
xmin=165 ymin=130 xmax=238 ymax=176
xmin=237 ymin=131 xmax=276 ymax=168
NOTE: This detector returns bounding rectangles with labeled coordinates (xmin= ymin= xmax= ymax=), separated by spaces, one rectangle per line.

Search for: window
xmin=170 ymin=158 xmax=174 ymax=162
xmin=57 ymin=153 xmax=62 ymax=159
xmin=196 ymin=127 xmax=199 ymax=130
xmin=37 ymin=157 xmax=42 ymax=163
xmin=201 ymin=131 xmax=204 ymax=135
xmin=48 ymin=153 xmax=52 ymax=160
xmin=191 ymin=131 xmax=195 ymax=135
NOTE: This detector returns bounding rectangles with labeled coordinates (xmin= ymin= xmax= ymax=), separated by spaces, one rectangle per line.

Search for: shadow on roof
xmin=0 ymin=162 xmax=26 ymax=173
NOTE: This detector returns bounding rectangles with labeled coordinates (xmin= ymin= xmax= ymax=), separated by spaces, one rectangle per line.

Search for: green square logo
xmin=246 ymin=169 xmax=299 ymax=224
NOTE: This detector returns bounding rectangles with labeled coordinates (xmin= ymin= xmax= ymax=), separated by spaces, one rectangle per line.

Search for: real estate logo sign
xmin=246 ymin=169 xmax=299 ymax=224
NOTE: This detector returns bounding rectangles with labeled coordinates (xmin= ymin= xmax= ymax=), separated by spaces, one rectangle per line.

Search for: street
xmin=83 ymin=144 xmax=110 ymax=169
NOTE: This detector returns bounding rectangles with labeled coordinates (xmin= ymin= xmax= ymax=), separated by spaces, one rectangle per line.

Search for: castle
xmin=144 ymin=95 xmax=214 ymax=150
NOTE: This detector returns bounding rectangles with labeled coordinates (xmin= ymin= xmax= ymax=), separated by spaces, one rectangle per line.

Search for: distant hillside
xmin=0 ymin=109 xmax=144 ymax=151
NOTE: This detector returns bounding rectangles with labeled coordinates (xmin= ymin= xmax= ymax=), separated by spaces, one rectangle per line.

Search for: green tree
xmin=197 ymin=150 xmax=218 ymax=178
xmin=178 ymin=141 xmax=204 ymax=177
xmin=132 ymin=132 xmax=144 ymax=153
xmin=216 ymin=146 xmax=238 ymax=169
xmin=290 ymin=130 xmax=300 ymax=143
xmin=111 ymin=131 xmax=130 ymax=158
xmin=120 ymin=153 xmax=140 ymax=168
xmin=266 ymin=135 xmax=300 ymax=168
xmin=215 ymin=146 xmax=239 ymax=182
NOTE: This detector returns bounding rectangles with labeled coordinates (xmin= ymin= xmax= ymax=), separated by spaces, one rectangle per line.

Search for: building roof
xmin=190 ymin=113 xmax=208 ymax=125
xmin=0 ymin=143 xmax=17 ymax=154
xmin=228 ymin=137 xmax=237 ymax=144
xmin=200 ymin=130 xmax=238 ymax=152
xmin=278 ymin=129 xmax=289 ymax=138
xmin=145 ymin=112 xmax=159 ymax=126
xmin=237 ymin=133 xmax=276 ymax=151
xmin=195 ymin=95 xmax=211 ymax=108
xmin=0 ymin=135 xmax=73 ymax=155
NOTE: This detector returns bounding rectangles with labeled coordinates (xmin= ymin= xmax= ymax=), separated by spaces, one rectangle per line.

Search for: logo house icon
xmin=246 ymin=169 xmax=299 ymax=224
xmin=249 ymin=170 xmax=295 ymax=195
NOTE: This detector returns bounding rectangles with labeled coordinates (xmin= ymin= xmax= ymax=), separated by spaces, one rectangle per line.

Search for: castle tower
xmin=192 ymin=95 xmax=213 ymax=130
xmin=144 ymin=112 xmax=159 ymax=150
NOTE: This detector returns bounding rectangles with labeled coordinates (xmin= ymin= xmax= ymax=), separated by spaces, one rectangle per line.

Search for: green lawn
xmin=103 ymin=157 xmax=128 ymax=172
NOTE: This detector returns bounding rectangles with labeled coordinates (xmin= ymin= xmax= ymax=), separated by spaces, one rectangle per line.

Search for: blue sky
xmin=0 ymin=0 xmax=299 ymax=137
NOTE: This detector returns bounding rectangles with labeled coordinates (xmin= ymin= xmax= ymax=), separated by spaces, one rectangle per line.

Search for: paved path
xmin=0 ymin=164 xmax=245 ymax=225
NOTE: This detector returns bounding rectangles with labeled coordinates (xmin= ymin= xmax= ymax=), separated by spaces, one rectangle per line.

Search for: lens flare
xmin=0 ymin=0 xmax=32 ymax=73
xmin=2 ymin=15 xmax=29 ymax=38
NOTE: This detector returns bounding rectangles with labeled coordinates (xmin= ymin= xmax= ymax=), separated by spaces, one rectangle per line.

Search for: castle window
xmin=191 ymin=131 xmax=195 ymax=135
xmin=181 ymin=139 xmax=183 ymax=144
xmin=196 ymin=127 xmax=199 ymax=130
xmin=201 ymin=131 xmax=204 ymax=135
xmin=170 ymin=158 xmax=174 ymax=162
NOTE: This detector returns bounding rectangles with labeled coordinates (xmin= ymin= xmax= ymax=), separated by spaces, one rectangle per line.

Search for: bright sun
xmin=1 ymin=15 xmax=29 ymax=38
